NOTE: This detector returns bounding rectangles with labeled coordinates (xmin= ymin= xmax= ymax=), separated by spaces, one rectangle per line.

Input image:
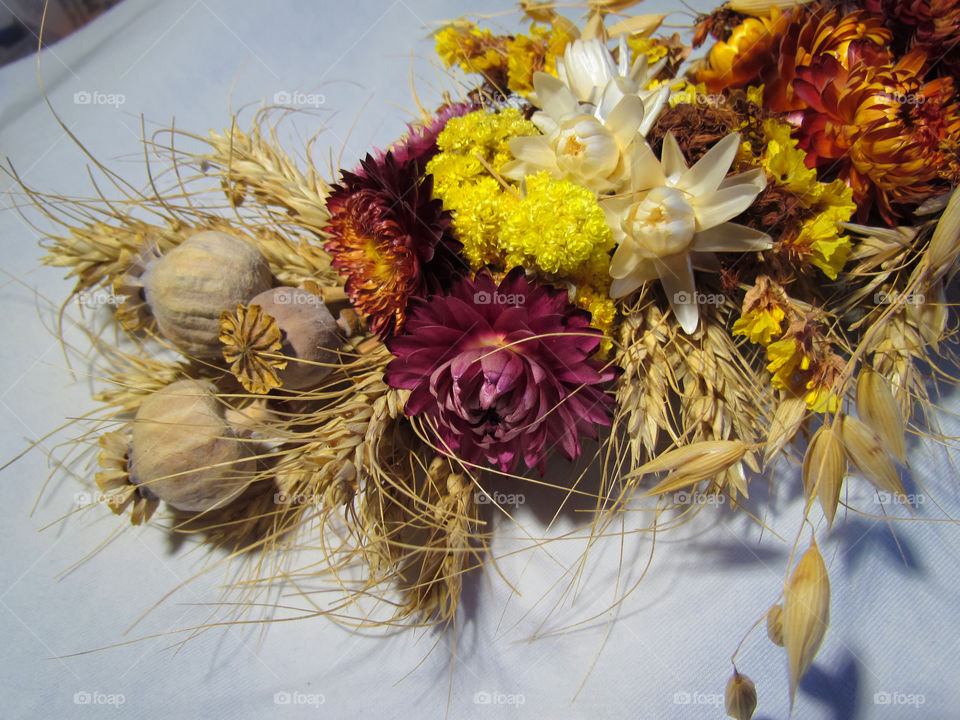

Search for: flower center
xmin=554 ymin=115 xmax=620 ymax=181
xmin=623 ymin=186 xmax=697 ymax=258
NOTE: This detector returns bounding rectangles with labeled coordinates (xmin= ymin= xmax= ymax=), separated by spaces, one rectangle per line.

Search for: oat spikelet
xmin=725 ymin=670 xmax=758 ymax=720
xmin=766 ymin=604 xmax=784 ymax=647
xmin=765 ymin=396 xmax=807 ymax=466
xmin=840 ymin=415 xmax=906 ymax=500
xmin=856 ymin=366 xmax=907 ymax=463
xmin=782 ymin=538 xmax=830 ymax=705
xmin=802 ymin=426 xmax=846 ymax=527
xmin=924 ymin=186 xmax=960 ymax=283
xmin=632 ymin=440 xmax=751 ymax=496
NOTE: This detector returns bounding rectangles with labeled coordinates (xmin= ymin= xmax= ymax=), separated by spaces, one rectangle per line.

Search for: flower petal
xmin=691 ymin=222 xmax=772 ymax=252
xmin=676 ymin=132 xmax=740 ymax=196
xmin=628 ymin=141 xmax=667 ymax=191
xmin=604 ymin=94 xmax=645 ymax=149
xmin=533 ymin=71 xmax=581 ymax=122
xmin=691 ymin=184 xmax=767 ymax=229
xmin=655 ymin=253 xmax=699 ymax=333
xmin=638 ymin=84 xmax=668 ymax=137
xmin=660 ymin=131 xmax=688 ymax=181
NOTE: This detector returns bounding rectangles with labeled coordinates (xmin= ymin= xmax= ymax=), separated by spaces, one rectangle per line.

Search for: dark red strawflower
xmin=385 ymin=269 xmax=618 ymax=474
xmin=325 ymin=152 xmax=464 ymax=337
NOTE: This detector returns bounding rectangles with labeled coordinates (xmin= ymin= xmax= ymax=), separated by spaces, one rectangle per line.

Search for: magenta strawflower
xmin=385 ymin=269 xmax=618 ymax=474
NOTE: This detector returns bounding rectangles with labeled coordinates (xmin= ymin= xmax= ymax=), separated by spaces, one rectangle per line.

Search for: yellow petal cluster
xmin=732 ymin=305 xmax=785 ymax=346
xmin=507 ymin=23 xmax=575 ymax=95
xmin=750 ymin=119 xmax=856 ymax=279
xmin=434 ymin=25 xmax=506 ymax=75
xmin=500 ymin=172 xmax=613 ymax=276
xmin=434 ymin=22 xmax=574 ymax=96
xmin=429 ymin=119 xmax=616 ymax=338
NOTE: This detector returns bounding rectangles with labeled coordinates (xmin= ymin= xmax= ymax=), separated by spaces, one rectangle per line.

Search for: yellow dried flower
xmin=427 ymin=108 xmax=538 ymax=196
xmin=794 ymin=214 xmax=852 ymax=280
xmin=733 ymin=306 xmax=785 ymax=346
xmin=443 ymin=176 xmax=515 ymax=267
xmin=506 ymin=23 xmax=574 ymax=95
xmin=500 ymin=172 xmax=613 ymax=276
xmin=434 ymin=24 xmax=508 ymax=76
xmin=627 ymin=35 xmax=669 ymax=66
xmin=765 ymin=337 xmax=803 ymax=390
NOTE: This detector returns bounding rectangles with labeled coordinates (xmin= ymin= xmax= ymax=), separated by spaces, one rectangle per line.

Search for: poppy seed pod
xmin=129 ymin=379 xmax=255 ymax=512
xmin=143 ymin=231 xmax=273 ymax=358
xmin=246 ymin=286 xmax=343 ymax=389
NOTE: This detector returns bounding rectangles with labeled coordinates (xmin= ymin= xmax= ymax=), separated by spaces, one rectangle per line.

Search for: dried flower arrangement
xmin=13 ymin=0 xmax=960 ymax=716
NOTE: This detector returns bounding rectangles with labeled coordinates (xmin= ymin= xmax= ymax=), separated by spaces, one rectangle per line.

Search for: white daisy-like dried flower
xmin=554 ymin=36 xmax=668 ymax=135
xmin=603 ymin=131 xmax=771 ymax=333
xmin=501 ymin=36 xmax=669 ymax=196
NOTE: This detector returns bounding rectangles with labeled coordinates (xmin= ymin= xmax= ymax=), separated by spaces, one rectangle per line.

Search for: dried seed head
xmin=725 ymin=670 xmax=758 ymax=720
xmin=766 ymin=604 xmax=784 ymax=647
xmin=857 ymin=367 xmax=907 ymax=463
xmin=130 ymin=379 xmax=255 ymax=512
xmin=246 ymin=286 xmax=343 ymax=390
xmin=802 ymin=426 xmax=846 ymax=527
xmin=144 ymin=231 xmax=273 ymax=358
xmin=782 ymin=538 xmax=830 ymax=704
xmin=840 ymin=415 xmax=906 ymax=499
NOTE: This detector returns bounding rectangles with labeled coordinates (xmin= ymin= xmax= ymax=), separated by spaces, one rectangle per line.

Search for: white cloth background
xmin=1 ymin=1 xmax=959 ymax=718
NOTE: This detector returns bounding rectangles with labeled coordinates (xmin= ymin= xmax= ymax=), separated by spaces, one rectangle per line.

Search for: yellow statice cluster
xmin=748 ymin=117 xmax=857 ymax=279
xmin=428 ymin=116 xmax=616 ymax=341
xmin=434 ymin=21 xmax=574 ymax=96
xmin=426 ymin=108 xmax=536 ymax=266
xmin=499 ymin=172 xmax=616 ymax=339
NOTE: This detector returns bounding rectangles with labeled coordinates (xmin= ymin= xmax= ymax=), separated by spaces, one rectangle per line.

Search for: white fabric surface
xmin=1 ymin=1 xmax=959 ymax=718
